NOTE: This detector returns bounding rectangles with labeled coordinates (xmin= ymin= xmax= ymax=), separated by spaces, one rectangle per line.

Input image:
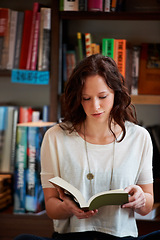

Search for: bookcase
xmin=0 ymin=0 xmax=160 ymax=239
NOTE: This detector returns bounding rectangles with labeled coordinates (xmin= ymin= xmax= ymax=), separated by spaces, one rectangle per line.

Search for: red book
xmin=19 ymin=107 xmax=33 ymax=123
xmin=26 ymin=2 xmax=40 ymax=70
xmin=19 ymin=10 xmax=33 ymax=69
xmin=0 ymin=8 xmax=10 ymax=69
xmin=88 ymin=0 xmax=103 ymax=11
xmin=30 ymin=12 xmax=40 ymax=70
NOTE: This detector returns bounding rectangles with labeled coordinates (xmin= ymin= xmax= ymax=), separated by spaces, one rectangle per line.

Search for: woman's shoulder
xmin=45 ymin=122 xmax=75 ymax=138
xmin=125 ymin=121 xmax=151 ymax=138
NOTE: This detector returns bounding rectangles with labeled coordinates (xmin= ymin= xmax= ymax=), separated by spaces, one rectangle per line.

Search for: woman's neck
xmin=78 ymin=120 xmax=121 ymax=145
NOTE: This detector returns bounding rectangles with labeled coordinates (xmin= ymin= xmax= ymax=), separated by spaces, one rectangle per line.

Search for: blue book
xmin=25 ymin=122 xmax=55 ymax=213
xmin=13 ymin=125 xmax=27 ymax=213
xmin=0 ymin=106 xmax=8 ymax=170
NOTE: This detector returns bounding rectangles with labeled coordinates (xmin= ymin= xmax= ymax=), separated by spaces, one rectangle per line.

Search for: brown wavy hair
xmin=61 ymin=54 xmax=138 ymax=141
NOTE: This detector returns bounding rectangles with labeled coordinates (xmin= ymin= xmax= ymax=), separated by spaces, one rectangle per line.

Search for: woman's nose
xmin=93 ymin=99 xmax=100 ymax=111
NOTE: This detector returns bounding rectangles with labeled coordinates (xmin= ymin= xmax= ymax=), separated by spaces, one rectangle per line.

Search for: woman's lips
xmin=91 ymin=112 xmax=103 ymax=117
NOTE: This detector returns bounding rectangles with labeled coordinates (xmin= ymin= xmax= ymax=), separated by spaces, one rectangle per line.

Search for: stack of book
xmin=0 ymin=105 xmax=50 ymax=174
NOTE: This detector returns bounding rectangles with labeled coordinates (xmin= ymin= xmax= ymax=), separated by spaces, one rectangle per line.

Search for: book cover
xmin=7 ymin=10 xmax=18 ymax=70
xmin=62 ymin=43 xmax=67 ymax=90
xmin=147 ymin=43 xmax=160 ymax=69
xmin=49 ymin=177 xmax=128 ymax=211
xmin=125 ymin=47 xmax=132 ymax=94
xmin=91 ymin=43 xmax=100 ymax=55
xmin=30 ymin=12 xmax=40 ymax=70
xmin=42 ymin=105 xmax=50 ymax=122
xmin=0 ymin=8 xmax=9 ymax=66
xmin=138 ymin=43 xmax=160 ymax=95
xmin=0 ymin=106 xmax=8 ymax=170
xmin=26 ymin=2 xmax=40 ymax=70
xmin=102 ymin=38 xmax=114 ymax=59
xmin=1 ymin=107 xmax=18 ymax=173
xmin=85 ymin=33 xmax=92 ymax=57
xmin=0 ymin=8 xmax=10 ymax=69
xmin=104 ymin=0 xmax=111 ymax=12
xmin=77 ymin=32 xmax=83 ymax=61
xmin=10 ymin=108 xmax=19 ymax=173
xmin=63 ymin=0 xmax=79 ymax=11
xmin=114 ymin=39 xmax=126 ymax=78
xmin=111 ymin=0 xmax=117 ymax=12
xmin=19 ymin=106 xmax=33 ymax=123
xmin=16 ymin=122 xmax=55 ymax=213
xmin=19 ymin=10 xmax=33 ymax=69
xmin=13 ymin=11 xmax=24 ymax=69
xmin=79 ymin=0 xmax=88 ymax=11
xmin=88 ymin=0 xmax=103 ymax=11
xmin=13 ymin=125 xmax=28 ymax=213
xmin=66 ymin=51 xmax=76 ymax=81
xmin=41 ymin=8 xmax=51 ymax=71
xmin=131 ymin=46 xmax=140 ymax=95
xmin=25 ymin=126 xmax=45 ymax=212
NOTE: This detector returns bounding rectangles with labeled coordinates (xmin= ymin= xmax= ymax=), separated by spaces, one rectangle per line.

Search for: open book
xmin=49 ymin=177 xmax=128 ymax=211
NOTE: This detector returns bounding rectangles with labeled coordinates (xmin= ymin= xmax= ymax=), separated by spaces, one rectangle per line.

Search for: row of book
xmin=63 ymin=33 xmax=138 ymax=94
xmin=0 ymin=2 xmax=51 ymax=71
xmin=63 ymin=32 xmax=160 ymax=95
xmin=14 ymin=121 xmax=56 ymax=214
xmin=60 ymin=0 xmax=125 ymax=12
xmin=0 ymin=105 xmax=49 ymax=174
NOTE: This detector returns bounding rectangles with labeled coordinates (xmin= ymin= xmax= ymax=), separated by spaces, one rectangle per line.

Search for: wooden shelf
xmin=60 ymin=11 xmax=160 ymax=21
xmin=0 ymin=207 xmax=53 ymax=240
xmin=131 ymin=95 xmax=160 ymax=105
xmin=0 ymin=70 xmax=11 ymax=77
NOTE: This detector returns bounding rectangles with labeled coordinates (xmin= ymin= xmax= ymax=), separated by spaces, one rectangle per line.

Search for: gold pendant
xmin=87 ymin=173 xmax=94 ymax=180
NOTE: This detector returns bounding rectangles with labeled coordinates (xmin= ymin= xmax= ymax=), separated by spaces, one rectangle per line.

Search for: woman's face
xmin=81 ymin=75 xmax=115 ymax=123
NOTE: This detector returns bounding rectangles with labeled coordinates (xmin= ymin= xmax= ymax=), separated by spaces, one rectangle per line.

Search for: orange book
xmin=114 ymin=39 xmax=126 ymax=78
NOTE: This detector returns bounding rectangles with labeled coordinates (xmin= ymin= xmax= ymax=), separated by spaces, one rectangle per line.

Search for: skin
xmin=43 ymin=74 xmax=154 ymax=220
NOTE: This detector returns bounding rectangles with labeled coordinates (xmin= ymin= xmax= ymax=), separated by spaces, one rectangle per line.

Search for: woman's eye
xmin=83 ymin=97 xmax=90 ymax=101
xmin=99 ymin=95 xmax=107 ymax=99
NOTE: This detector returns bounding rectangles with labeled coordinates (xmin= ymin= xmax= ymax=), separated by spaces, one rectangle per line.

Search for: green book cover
xmin=77 ymin=32 xmax=83 ymax=61
xmin=49 ymin=177 xmax=128 ymax=211
xmin=102 ymin=38 xmax=114 ymax=59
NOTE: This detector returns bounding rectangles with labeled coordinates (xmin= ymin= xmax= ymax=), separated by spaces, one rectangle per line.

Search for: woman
xmin=15 ymin=55 xmax=160 ymax=239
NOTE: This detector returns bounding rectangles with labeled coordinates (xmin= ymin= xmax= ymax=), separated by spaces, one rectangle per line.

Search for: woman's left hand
xmin=122 ymin=185 xmax=146 ymax=210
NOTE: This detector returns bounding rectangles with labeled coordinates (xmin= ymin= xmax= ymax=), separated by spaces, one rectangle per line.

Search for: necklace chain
xmin=83 ymin=122 xmax=116 ymax=191
xmin=84 ymin=122 xmax=94 ymax=181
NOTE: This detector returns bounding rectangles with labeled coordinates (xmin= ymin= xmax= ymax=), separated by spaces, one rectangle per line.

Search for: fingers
xmin=122 ymin=185 xmax=146 ymax=210
xmin=56 ymin=187 xmax=98 ymax=219
xmin=75 ymin=209 xmax=98 ymax=219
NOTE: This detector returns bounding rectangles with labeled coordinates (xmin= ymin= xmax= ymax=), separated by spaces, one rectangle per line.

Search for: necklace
xmin=83 ymin=122 xmax=116 ymax=190
xmin=84 ymin=122 xmax=94 ymax=180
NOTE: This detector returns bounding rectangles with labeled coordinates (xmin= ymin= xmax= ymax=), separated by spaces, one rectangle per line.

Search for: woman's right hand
xmin=57 ymin=187 xmax=98 ymax=219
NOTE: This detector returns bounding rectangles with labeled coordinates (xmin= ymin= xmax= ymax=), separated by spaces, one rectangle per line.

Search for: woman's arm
xmin=122 ymin=183 xmax=154 ymax=216
xmin=43 ymin=188 xmax=98 ymax=220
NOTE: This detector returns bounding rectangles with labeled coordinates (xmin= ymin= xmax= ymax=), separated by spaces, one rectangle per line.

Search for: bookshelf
xmin=131 ymin=95 xmax=160 ymax=105
xmin=55 ymin=3 xmax=160 ymax=125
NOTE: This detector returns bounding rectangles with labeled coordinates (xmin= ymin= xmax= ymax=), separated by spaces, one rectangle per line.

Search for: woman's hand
xmin=57 ymin=187 xmax=98 ymax=219
xmin=122 ymin=185 xmax=146 ymax=210
xmin=122 ymin=184 xmax=153 ymax=216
